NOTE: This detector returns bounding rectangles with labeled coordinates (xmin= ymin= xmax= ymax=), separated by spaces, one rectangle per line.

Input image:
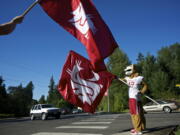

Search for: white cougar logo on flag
xmin=66 ymin=60 xmax=102 ymax=105
xmin=69 ymin=2 xmax=97 ymax=39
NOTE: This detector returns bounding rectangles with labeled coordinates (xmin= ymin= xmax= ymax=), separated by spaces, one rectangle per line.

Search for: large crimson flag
xmin=58 ymin=51 xmax=114 ymax=113
xmin=40 ymin=0 xmax=118 ymax=71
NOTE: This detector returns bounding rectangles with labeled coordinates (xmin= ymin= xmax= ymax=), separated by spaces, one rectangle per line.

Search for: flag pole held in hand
xmin=22 ymin=0 xmax=41 ymax=17
xmin=118 ymin=78 xmax=130 ymax=86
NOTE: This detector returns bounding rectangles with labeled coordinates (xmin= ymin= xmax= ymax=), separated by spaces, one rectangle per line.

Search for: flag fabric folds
xmin=40 ymin=0 xmax=118 ymax=71
xmin=58 ymin=51 xmax=115 ymax=113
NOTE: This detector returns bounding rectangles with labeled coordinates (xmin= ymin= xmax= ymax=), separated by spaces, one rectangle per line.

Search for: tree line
xmin=99 ymin=42 xmax=180 ymax=112
xmin=0 ymin=42 xmax=179 ymax=116
xmin=0 ymin=76 xmax=72 ymax=117
xmin=0 ymin=80 xmax=34 ymax=116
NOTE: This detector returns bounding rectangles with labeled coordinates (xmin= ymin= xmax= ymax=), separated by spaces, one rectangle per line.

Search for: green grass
xmin=175 ymin=127 xmax=180 ymax=135
xmin=0 ymin=114 xmax=15 ymax=118
xmin=121 ymin=109 xmax=129 ymax=113
xmin=175 ymin=130 xmax=180 ymax=135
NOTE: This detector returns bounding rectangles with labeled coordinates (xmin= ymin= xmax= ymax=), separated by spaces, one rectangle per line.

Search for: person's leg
xmin=138 ymin=101 xmax=146 ymax=130
xmin=129 ymin=99 xmax=145 ymax=133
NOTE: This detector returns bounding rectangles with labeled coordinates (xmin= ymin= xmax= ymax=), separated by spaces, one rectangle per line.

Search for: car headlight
xmin=45 ymin=110 xmax=49 ymax=113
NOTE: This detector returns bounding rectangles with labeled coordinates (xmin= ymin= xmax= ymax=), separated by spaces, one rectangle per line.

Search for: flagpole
xmin=107 ymin=89 xmax=110 ymax=112
xmin=118 ymin=78 xmax=129 ymax=86
xmin=22 ymin=0 xmax=41 ymax=17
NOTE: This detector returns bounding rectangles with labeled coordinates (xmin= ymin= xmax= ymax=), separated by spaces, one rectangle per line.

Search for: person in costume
xmin=121 ymin=64 xmax=148 ymax=135
xmin=0 ymin=15 xmax=24 ymax=35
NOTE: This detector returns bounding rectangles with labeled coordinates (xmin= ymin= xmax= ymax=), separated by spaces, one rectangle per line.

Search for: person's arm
xmin=0 ymin=15 xmax=24 ymax=35
xmin=140 ymin=80 xmax=148 ymax=94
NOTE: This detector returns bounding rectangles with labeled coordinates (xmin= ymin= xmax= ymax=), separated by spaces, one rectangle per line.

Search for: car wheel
xmin=55 ymin=114 xmax=61 ymax=119
xmin=163 ymin=106 xmax=172 ymax=113
xmin=41 ymin=113 xmax=47 ymax=120
xmin=30 ymin=114 xmax=35 ymax=120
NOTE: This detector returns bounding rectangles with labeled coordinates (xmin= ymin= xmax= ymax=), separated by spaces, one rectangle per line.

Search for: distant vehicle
xmin=72 ymin=109 xmax=82 ymax=114
xmin=143 ymin=100 xmax=178 ymax=113
xmin=30 ymin=104 xmax=61 ymax=120
xmin=60 ymin=107 xmax=72 ymax=115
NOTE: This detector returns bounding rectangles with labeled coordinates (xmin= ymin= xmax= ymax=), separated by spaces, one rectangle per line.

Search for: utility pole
xmin=107 ymin=89 xmax=110 ymax=112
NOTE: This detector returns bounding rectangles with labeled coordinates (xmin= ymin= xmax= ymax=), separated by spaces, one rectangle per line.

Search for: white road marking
xmin=81 ymin=118 xmax=115 ymax=121
xmin=32 ymin=132 xmax=103 ymax=135
xmin=72 ymin=122 xmax=112 ymax=124
xmin=111 ymin=132 xmax=130 ymax=135
xmin=56 ymin=126 xmax=108 ymax=129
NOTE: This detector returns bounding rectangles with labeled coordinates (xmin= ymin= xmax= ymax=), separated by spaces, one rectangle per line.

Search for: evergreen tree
xmin=136 ymin=53 xmax=157 ymax=102
xmin=7 ymin=82 xmax=34 ymax=116
xmin=0 ymin=76 xmax=8 ymax=113
xmin=137 ymin=53 xmax=157 ymax=82
xmin=149 ymin=69 xmax=176 ymax=100
xmin=99 ymin=48 xmax=130 ymax=112
xmin=47 ymin=76 xmax=61 ymax=107
xmin=0 ymin=77 xmax=6 ymax=97
xmin=24 ymin=81 xmax=34 ymax=114
xmin=157 ymin=43 xmax=180 ymax=95
xmin=25 ymin=81 xmax=33 ymax=100
xmin=39 ymin=95 xmax=46 ymax=104
xmin=8 ymin=84 xmax=25 ymax=116
xmin=136 ymin=43 xmax=180 ymax=101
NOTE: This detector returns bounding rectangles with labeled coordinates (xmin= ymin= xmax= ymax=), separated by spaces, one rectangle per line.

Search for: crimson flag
xmin=40 ymin=0 xmax=118 ymax=71
xmin=58 ymin=51 xmax=114 ymax=113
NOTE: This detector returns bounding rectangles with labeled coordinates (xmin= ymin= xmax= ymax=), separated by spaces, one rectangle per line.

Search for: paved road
xmin=0 ymin=112 xmax=180 ymax=135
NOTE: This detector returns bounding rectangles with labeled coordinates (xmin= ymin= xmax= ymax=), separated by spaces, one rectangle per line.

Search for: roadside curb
xmin=0 ymin=117 xmax=30 ymax=122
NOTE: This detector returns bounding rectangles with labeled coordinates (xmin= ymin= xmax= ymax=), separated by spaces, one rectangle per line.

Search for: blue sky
xmin=0 ymin=0 xmax=180 ymax=100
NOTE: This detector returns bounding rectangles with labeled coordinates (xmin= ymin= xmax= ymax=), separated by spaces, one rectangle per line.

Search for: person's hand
xmin=12 ymin=15 xmax=24 ymax=24
xmin=136 ymin=92 xmax=142 ymax=101
xmin=0 ymin=15 xmax=24 ymax=35
xmin=138 ymin=91 xmax=142 ymax=95
xmin=114 ymin=75 xmax=119 ymax=79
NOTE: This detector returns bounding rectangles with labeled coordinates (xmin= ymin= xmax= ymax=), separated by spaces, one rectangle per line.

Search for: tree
xmin=39 ymin=95 xmax=46 ymax=104
xmin=136 ymin=53 xmax=157 ymax=102
xmin=157 ymin=43 xmax=180 ymax=95
xmin=47 ymin=76 xmax=61 ymax=107
xmin=107 ymin=48 xmax=130 ymax=77
xmin=99 ymin=48 xmax=130 ymax=112
xmin=24 ymin=81 xmax=34 ymax=110
xmin=8 ymin=84 xmax=25 ymax=116
xmin=0 ymin=76 xmax=8 ymax=113
xmin=7 ymin=82 xmax=34 ymax=116
xmin=25 ymin=81 xmax=33 ymax=100
xmin=149 ymin=70 xmax=170 ymax=98
xmin=137 ymin=53 xmax=157 ymax=82
xmin=0 ymin=77 xmax=6 ymax=97
xmin=136 ymin=43 xmax=180 ymax=101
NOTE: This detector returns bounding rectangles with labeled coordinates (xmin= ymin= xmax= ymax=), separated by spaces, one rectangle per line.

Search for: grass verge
xmin=175 ymin=126 xmax=180 ymax=135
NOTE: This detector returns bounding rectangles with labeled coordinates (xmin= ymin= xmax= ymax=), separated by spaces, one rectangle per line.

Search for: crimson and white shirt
xmin=125 ymin=76 xmax=143 ymax=100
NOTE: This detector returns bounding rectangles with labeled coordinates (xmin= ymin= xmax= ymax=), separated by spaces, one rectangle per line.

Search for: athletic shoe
xmin=130 ymin=131 xmax=143 ymax=135
xmin=137 ymin=132 xmax=143 ymax=135
xmin=130 ymin=129 xmax=135 ymax=133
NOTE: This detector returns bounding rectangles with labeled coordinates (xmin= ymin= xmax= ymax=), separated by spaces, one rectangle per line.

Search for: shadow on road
xmin=144 ymin=125 xmax=178 ymax=134
xmin=0 ymin=113 xmax=91 ymax=123
xmin=119 ymin=125 xmax=178 ymax=134
xmin=0 ymin=117 xmax=30 ymax=123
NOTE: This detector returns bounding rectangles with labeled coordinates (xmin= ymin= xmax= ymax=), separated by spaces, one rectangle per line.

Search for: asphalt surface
xmin=0 ymin=112 xmax=180 ymax=135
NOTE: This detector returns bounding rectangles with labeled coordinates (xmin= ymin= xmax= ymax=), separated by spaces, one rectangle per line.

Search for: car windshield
xmin=156 ymin=100 xmax=167 ymax=104
xmin=41 ymin=104 xmax=53 ymax=108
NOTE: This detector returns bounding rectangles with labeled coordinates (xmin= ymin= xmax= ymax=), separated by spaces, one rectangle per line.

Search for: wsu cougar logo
xmin=69 ymin=2 xmax=97 ymax=39
xmin=66 ymin=60 xmax=103 ymax=105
